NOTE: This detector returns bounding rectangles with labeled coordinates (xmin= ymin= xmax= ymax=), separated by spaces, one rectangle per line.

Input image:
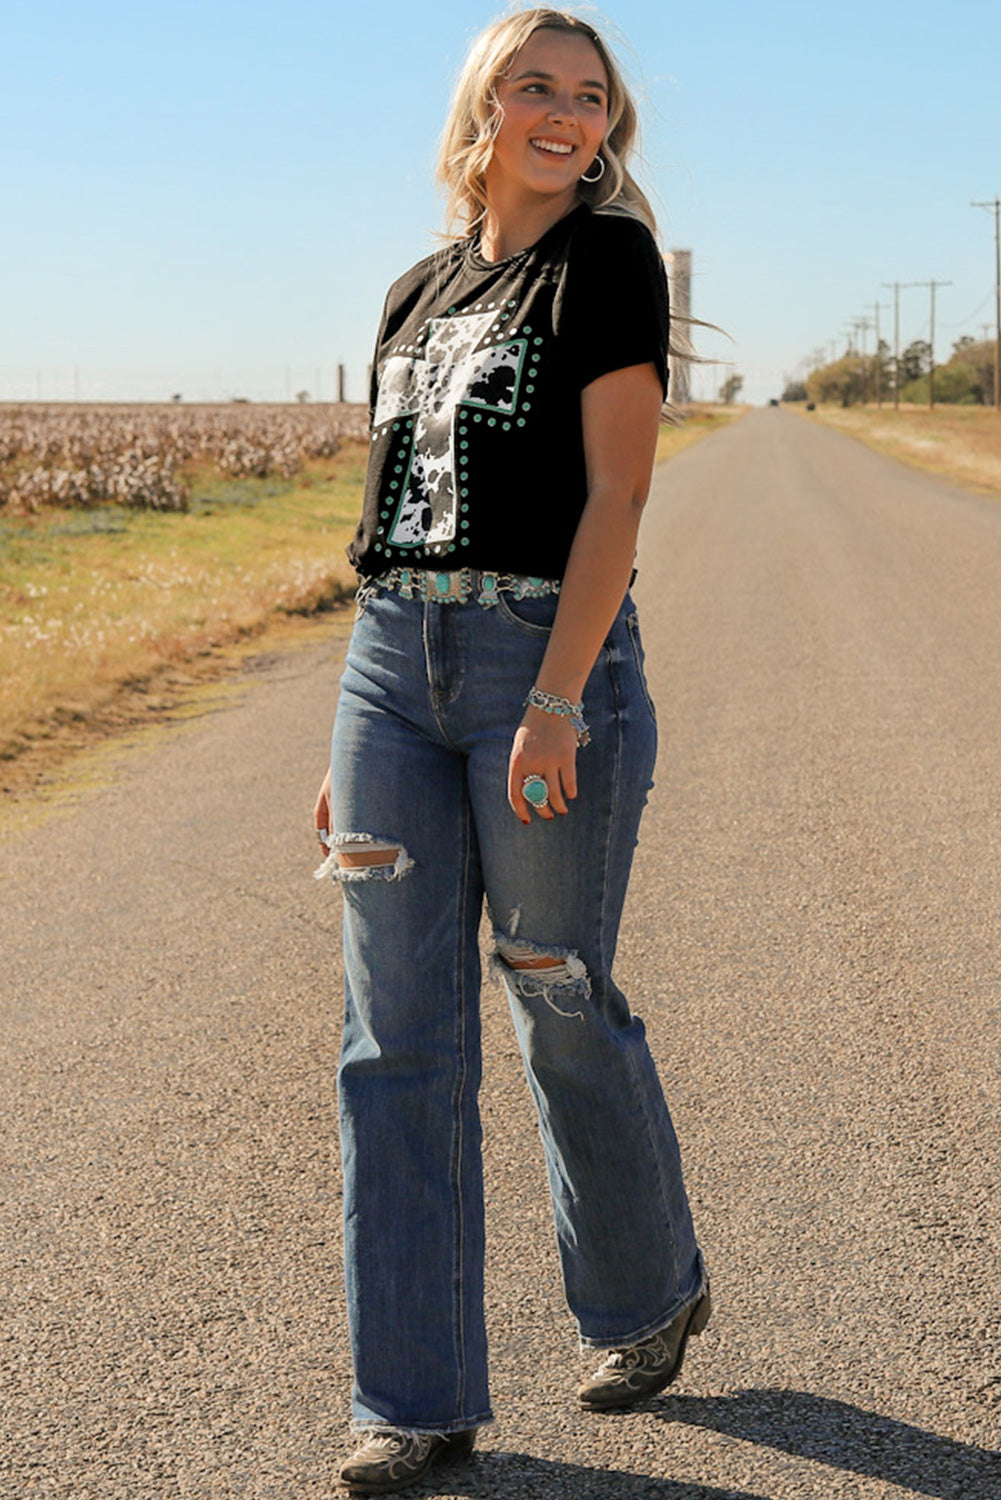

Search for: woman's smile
xmin=486 ymin=28 xmax=608 ymax=200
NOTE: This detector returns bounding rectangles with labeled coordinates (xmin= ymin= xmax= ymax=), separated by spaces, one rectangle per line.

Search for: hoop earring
xmin=579 ymin=153 xmax=605 ymax=184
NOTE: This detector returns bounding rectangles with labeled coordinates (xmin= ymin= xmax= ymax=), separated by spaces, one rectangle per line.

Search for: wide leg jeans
xmin=326 ymin=587 xmax=704 ymax=1432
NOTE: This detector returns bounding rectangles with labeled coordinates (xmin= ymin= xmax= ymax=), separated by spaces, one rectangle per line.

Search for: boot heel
xmin=689 ymin=1285 xmax=712 ymax=1337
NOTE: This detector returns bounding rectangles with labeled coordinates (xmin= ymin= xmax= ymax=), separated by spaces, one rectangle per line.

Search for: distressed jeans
xmin=326 ymin=585 xmax=704 ymax=1432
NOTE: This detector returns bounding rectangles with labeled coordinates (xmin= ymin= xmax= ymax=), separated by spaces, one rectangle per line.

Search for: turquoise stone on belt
xmin=477 ymin=572 xmax=501 ymax=607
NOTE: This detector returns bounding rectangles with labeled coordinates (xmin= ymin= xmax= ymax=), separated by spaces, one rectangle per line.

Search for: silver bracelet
xmin=524 ymin=686 xmax=591 ymax=747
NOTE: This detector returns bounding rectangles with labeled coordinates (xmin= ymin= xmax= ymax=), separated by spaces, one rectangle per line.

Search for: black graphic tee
xmin=348 ymin=204 xmax=669 ymax=581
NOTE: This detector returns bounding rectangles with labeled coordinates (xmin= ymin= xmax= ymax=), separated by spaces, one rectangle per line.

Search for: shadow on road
xmin=655 ymin=1389 xmax=999 ymax=1499
xmin=430 ymin=1451 xmax=763 ymax=1498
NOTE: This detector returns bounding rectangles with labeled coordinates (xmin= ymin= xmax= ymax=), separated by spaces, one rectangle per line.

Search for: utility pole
xmin=856 ymin=317 xmax=874 ymax=403
xmin=910 ymin=280 xmax=953 ymax=409
xmin=882 ymin=281 xmax=921 ymax=411
xmin=869 ymin=301 xmax=890 ymax=407
xmin=972 ymin=197 xmax=1000 ymax=410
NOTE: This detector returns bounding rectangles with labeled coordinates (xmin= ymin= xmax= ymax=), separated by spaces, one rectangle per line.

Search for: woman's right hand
xmin=314 ymin=767 xmax=332 ymax=847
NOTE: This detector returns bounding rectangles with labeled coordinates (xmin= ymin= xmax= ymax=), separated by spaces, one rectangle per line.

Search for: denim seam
xmin=595 ymin=639 xmax=620 ymax=981
xmin=625 ymin=611 xmax=658 ymax=724
xmin=616 ymin=626 xmax=679 ymax=1279
xmin=625 ymin=1040 xmax=679 ymax=1283
xmin=603 ymin=629 xmax=680 ymax=1319
xmin=450 ymin=795 xmax=472 ymax=1416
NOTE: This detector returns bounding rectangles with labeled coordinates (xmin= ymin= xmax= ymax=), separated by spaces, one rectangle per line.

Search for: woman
xmin=314 ymin=9 xmax=709 ymax=1492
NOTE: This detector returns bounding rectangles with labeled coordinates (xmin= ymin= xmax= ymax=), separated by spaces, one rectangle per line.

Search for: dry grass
xmin=801 ymin=404 xmax=1001 ymax=497
xmin=655 ymin=402 xmax=746 ymax=464
xmin=0 ymin=445 xmax=366 ymax=782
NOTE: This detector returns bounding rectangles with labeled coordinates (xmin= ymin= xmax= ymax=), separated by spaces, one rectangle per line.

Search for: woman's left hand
xmin=508 ymin=709 xmax=580 ymax=823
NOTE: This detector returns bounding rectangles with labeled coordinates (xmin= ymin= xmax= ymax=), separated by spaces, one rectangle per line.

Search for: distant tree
xmin=933 ymin=363 xmax=982 ymax=404
xmin=873 ymin=339 xmax=893 ymax=397
xmin=171 ymin=392 xmax=182 ymax=402
xmin=781 ymin=379 xmax=808 ymax=402
xmin=898 ymin=340 xmax=931 ymax=384
xmin=902 ymin=363 xmax=981 ymax=406
xmin=719 ymin=373 xmax=744 ymax=404
xmin=895 ymin=339 xmax=995 ymax=404
xmin=805 ymin=355 xmax=865 ymax=407
xmin=295 ymin=389 xmax=311 ymax=403
xmin=951 ymin=338 xmax=994 ymax=404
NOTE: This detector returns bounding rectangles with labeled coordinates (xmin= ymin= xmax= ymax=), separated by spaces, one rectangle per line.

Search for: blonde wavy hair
xmin=437 ymin=7 xmax=657 ymax=239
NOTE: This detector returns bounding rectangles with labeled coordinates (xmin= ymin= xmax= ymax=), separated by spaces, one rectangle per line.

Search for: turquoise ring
xmin=522 ymin=774 xmax=549 ymax=809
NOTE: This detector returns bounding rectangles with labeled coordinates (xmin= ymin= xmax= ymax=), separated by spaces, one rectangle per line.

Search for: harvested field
xmin=0 ymin=402 xmax=369 ymax=513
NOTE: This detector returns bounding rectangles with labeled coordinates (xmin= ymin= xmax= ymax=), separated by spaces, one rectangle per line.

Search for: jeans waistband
xmin=356 ymin=567 xmax=562 ymax=611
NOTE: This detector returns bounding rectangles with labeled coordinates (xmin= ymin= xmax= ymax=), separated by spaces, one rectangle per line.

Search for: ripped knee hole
xmin=314 ymin=834 xmax=414 ymax=884
xmin=494 ymin=939 xmax=588 ymax=984
xmin=492 ymin=937 xmax=591 ymax=1018
xmin=336 ymin=843 xmax=401 ymax=869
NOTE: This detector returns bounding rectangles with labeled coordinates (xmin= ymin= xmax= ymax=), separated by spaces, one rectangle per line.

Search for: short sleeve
xmin=558 ymin=212 xmax=670 ymax=398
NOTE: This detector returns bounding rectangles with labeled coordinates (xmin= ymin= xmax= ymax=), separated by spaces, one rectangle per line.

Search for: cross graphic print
xmin=373 ymin=311 xmax=528 ymax=549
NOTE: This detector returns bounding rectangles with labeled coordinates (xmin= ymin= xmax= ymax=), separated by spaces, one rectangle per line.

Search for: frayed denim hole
xmin=490 ymin=934 xmax=591 ymax=1019
xmin=314 ymin=833 xmax=414 ymax=884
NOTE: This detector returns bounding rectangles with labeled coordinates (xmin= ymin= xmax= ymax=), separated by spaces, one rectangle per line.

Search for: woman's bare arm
xmin=507 ymin=360 xmax=664 ymax=822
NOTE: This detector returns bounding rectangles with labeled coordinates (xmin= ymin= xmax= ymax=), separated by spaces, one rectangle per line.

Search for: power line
xmin=939 ymin=288 xmax=994 ymax=329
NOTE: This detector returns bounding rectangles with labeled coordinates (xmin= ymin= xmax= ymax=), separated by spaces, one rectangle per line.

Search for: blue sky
xmin=3 ymin=0 xmax=999 ymax=407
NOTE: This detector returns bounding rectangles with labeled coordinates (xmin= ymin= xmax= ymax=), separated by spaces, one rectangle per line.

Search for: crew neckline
xmin=464 ymin=202 xmax=589 ymax=272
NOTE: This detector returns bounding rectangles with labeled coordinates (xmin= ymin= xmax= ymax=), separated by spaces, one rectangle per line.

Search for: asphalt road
xmin=2 ymin=409 xmax=998 ymax=1499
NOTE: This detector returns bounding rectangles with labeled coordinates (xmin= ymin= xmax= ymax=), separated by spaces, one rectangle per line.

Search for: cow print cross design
xmin=374 ymin=311 xmax=528 ymax=549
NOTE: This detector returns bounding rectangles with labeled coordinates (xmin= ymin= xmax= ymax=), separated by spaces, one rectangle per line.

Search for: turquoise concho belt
xmin=357 ymin=567 xmax=561 ymax=610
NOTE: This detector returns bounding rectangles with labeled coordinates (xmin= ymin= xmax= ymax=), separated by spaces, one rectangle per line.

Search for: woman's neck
xmin=477 ymin=186 xmax=582 ymax=263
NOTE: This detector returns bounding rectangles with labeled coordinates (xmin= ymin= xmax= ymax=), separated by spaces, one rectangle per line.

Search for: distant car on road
xmin=768 ymin=398 xmax=779 ymax=406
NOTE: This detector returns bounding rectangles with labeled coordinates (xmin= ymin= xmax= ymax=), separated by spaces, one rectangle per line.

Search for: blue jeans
xmin=327 ymin=585 xmax=704 ymax=1432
